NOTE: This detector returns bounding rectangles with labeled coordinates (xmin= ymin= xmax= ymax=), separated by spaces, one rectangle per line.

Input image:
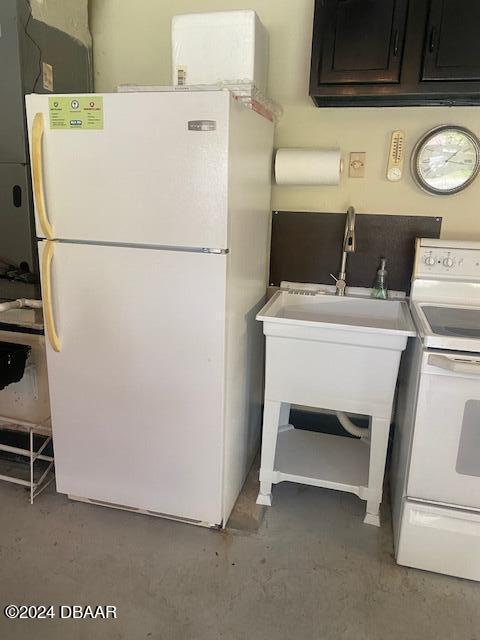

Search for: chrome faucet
xmin=331 ymin=206 xmax=356 ymax=296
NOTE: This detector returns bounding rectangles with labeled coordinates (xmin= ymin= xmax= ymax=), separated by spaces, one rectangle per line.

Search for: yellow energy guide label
xmin=49 ymin=96 xmax=103 ymax=130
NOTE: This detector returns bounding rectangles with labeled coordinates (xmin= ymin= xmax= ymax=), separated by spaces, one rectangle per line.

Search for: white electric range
xmin=391 ymin=239 xmax=480 ymax=582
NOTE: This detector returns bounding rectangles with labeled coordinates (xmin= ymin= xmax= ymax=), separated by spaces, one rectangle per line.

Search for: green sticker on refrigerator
xmin=49 ymin=96 xmax=104 ymax=130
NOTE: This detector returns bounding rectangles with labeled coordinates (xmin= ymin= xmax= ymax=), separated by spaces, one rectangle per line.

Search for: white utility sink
xmin=258 ymin=290 xmax=416 ymax=338
xmin=256 ymin=290 xmax=416 ymax=417
xmin=256 ymin=290 xmax=417 ymax=525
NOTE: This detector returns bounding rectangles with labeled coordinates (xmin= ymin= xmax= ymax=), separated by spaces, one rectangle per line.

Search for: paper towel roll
xmin=275 ymin=148 xmax=342 ymax=186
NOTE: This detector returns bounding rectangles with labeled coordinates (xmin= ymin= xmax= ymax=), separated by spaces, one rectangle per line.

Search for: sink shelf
xmin=272 ymin=427 xmax=369 ymax=499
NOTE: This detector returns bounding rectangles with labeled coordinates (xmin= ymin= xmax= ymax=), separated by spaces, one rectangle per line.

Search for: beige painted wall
xmin=31 ymin=0 xmax=91 ymax=46
xmin=90 ymin=0 xmax=480 ymax=239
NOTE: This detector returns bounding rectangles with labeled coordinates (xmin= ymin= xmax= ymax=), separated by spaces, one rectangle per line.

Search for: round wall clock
xmin=411 ymin=125 xmax=480 ymax=195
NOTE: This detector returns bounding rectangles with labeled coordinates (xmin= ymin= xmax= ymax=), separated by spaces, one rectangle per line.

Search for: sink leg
xmin=257 ymin=482 xmax=273 ymax=506
xmin=364 ymin=507 xmax=381 ymax=527
xmin=363 ymin=415 xmax=391 ymax=527
xmin=256 ymin=400 xmax=286 ymax=507
xmin=279 ymin=402 xmax=291 ymax=429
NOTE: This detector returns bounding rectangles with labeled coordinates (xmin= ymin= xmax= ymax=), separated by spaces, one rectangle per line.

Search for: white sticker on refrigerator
xmin=42 ymin=62 xmax=54 ymax=92
xmin=49 ymin=97 xmax=104 ymax=130
xmin=176 ymin=66 xmax=187 ymax=86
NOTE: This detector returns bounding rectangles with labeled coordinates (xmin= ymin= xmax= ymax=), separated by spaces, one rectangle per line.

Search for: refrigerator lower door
xmin=40 ymin=240 xmax=227 ymax=525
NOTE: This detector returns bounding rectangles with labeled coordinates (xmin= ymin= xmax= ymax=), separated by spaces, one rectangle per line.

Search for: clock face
xmin=412 ymin=126 xmax=480 ymax=195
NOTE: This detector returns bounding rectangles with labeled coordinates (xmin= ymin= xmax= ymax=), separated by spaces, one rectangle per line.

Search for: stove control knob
xmin=424 ymin=255 xmax=436 ymax=266
xmin=443 ymin=257 xmax=455 ymax=268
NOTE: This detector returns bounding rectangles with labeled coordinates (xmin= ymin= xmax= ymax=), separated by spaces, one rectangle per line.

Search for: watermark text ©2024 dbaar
xmin=4 ymin=604 xmax=117 ymax=620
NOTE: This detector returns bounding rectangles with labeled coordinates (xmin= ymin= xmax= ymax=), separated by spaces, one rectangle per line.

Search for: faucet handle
xmin=329 ymin=273 xmax=338 ymax=282
xmin=344 ymin=206 xmax=356 ymax=253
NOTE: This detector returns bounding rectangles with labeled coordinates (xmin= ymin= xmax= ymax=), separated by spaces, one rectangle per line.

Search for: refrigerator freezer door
xmin=27 ymin=92 xmax=230 ymax=249
xmin=39 ymin=240 xmax=227 ymax=524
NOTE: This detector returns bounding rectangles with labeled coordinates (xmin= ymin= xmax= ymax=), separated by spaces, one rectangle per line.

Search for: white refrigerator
xmin=25 ymin=90 xmax=273 ymax=526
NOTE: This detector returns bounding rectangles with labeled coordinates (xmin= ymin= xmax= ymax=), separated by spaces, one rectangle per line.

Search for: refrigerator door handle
xmin=32 ymin=113 xmax=55 ymax=240
xmin=41 ymin=241 xmax=61 ymax=352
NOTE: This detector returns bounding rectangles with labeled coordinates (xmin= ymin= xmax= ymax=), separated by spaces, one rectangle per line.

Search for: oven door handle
xmin=428 ymin=354 xmax=480 ymax=376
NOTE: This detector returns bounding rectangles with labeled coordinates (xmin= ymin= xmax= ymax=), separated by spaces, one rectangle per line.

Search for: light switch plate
xmin=349 ymin=152 xmax=366 ymax=178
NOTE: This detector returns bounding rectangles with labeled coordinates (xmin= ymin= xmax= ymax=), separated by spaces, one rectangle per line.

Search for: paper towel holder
xmin=274 ymin=148 xmax=343 ymax=186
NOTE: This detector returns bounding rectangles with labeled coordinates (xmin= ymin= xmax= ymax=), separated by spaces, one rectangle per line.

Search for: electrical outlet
xmin=349 ymin=152 xmax=366 ymax=178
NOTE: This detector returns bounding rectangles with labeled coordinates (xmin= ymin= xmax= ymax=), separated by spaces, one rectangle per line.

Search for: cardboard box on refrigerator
xmin=171 ymin=10 xmax=269 ymax=94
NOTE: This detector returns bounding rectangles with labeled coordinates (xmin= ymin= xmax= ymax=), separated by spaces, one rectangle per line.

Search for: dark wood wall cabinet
xmin=310 ymin=0 xmax=480 ymax=107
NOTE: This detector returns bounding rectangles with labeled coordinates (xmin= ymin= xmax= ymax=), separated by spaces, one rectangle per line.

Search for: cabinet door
xmin=316 ymin=0 xmax=409 ymax=85
xmin=422 ymin=0 xmax=480 ymax=81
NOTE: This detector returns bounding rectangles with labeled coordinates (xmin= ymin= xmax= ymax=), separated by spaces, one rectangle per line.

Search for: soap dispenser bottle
xmin=372 ymin=258 xmax=388 ymax=299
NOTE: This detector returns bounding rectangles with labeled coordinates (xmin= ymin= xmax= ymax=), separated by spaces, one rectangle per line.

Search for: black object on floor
xmin=291 ymin=408 xmax=369 ymax=438
xmin=0 ymin=341 xmax=30 ymax=390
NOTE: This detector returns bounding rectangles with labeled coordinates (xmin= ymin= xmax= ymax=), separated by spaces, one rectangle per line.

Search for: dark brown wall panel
xmin=269 ymin=211 xmax=442 ymax=294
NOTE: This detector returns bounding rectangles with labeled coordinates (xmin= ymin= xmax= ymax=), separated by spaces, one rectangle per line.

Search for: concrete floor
xmin=0 ymin=472 xmax=479 ymax=640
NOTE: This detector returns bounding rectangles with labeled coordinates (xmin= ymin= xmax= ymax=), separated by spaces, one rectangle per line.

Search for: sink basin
xmin=257 ymin=291 xmax=416 ymax=417
xmin=258 ymin=291 xmax=416 ymax=336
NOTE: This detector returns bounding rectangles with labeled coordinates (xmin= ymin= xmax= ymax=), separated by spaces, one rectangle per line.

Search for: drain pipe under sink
xmin=336 ymin=411 xmax=370 ymax=444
